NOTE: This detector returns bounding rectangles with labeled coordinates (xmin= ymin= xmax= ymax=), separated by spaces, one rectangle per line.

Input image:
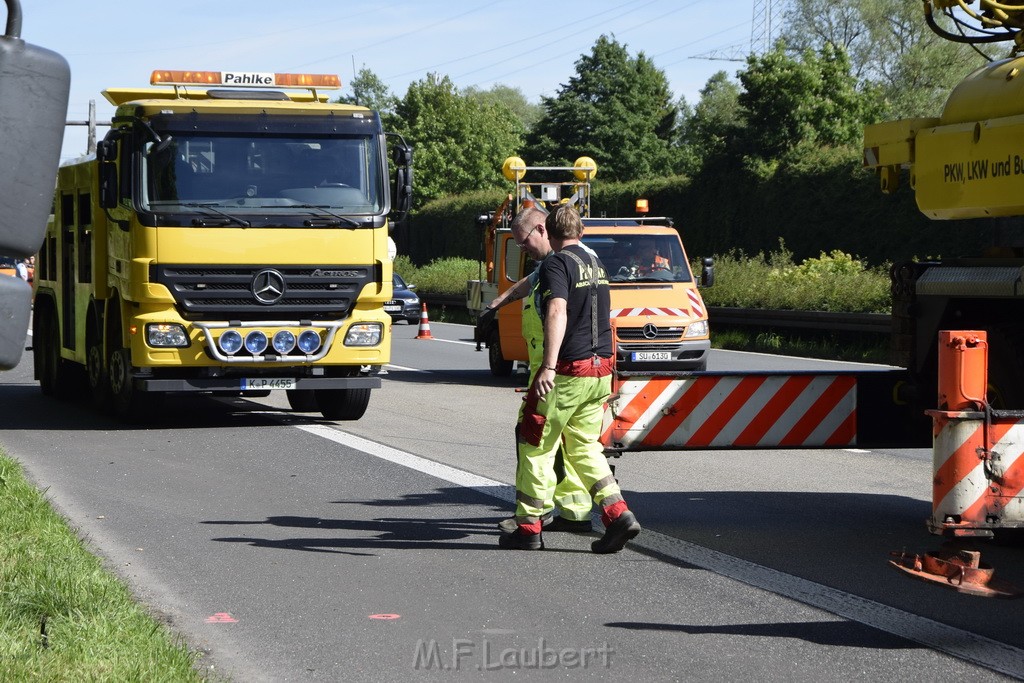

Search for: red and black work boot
xmin=591 ymin=511 xmax=641 ymax=554
xmin=498 ymin=527 xmax=544 ymax=550
xmin=497 ymin=511 xmax=552 ymax=533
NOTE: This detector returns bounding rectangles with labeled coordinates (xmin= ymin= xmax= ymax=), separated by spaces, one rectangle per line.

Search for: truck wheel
xmin=316 ymin=388 xmax=370 ymax=421
xmin=488 ymin=329 xmax=513 ymax=377
xmin=108 ymin=346 xmax=163 ymax=421
xmin=286 ymin=389 xmax=318 ymax=412
xmin=37 ymin=308 xmax=74 ymax=398
xmin=87 ymin=332 xmax=111 ymax=410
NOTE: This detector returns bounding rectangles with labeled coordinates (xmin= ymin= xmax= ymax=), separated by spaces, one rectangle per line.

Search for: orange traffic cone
xmin=415 ymin=301 xmax=433 ymax=339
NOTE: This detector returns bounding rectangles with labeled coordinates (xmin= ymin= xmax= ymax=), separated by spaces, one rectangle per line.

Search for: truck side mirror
xmin=700 ymin=257 xmax=714 ymax=287
xmin=390 ymin=142 xmax=413 ymax=220
xmin=97 ymin=134 xmax=120 ymax=209
xmin=393 ymin=165 xmax=412 ymax=217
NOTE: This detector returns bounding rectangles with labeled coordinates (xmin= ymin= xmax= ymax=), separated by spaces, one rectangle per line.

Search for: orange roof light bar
xmin=635 ymin=198 xmax=650 ymax=214
xmin=150 ymin=70 xmax=341 ymax=89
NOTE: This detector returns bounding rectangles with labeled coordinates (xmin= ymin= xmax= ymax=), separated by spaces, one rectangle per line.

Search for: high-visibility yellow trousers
xmin=515 ymin=373 xmax=621 ymax=524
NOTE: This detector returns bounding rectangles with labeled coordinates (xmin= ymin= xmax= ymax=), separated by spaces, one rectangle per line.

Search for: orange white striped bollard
xmin=928 ymin=331 xmax=996 ymax=537
xmin=415 ymin=302 xmax=433 ymax=340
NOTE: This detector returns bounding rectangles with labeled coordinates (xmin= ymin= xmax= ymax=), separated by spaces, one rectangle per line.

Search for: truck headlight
xmin=147 ymin=323 xmax=189 ymax=348
xmin=345 ymin=323 xmax=382 ymax=346
xmin=684 ymin=320 xmax=708 ymax=338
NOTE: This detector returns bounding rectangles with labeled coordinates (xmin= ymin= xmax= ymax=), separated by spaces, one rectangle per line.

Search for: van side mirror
xmin=0 ymin=2 xmax=70 ymax=370
xmin=700 ymin=257 xmax=714 ymax=287
xmin=0 ymin=6 xmax=70 ymax=257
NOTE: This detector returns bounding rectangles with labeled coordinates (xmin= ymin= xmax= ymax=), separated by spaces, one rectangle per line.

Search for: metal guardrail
xmin=707 ymin=307 xmax=891 ymax=334
xmin=415 ymin=294 xmax=892 ymax=335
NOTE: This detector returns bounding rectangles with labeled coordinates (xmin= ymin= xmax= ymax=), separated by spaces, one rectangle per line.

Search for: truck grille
xmin=154 ymin=264 xmax=376 ymax=320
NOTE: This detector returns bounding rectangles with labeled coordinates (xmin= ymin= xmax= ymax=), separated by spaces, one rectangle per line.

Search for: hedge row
xmin=398 ymin=144 xmax=1020 ymax=268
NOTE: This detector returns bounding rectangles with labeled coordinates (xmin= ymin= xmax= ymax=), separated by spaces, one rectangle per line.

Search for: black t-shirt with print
xmin=539 ymin=244 xmax=612 ymax=362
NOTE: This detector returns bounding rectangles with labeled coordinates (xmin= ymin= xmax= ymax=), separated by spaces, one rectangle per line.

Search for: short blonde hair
xmin=545 ymin=204 xmax=582 ymax=240
xmin=510 ymin=206 xmax=547 ymax=235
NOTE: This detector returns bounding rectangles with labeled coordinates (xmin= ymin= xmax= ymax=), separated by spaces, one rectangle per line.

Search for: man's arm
xmin=486 ymin=274 xmax=531 ymax=310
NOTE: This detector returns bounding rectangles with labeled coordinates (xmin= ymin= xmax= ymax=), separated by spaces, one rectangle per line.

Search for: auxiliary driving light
xmin=147 ymin=323 xmax=189 ymax=348
xmin=297 ymin=330 xmax=322 ymax=354
xmin=218 ymin=330 xmax=243 ymax=355
xmin=272 ymin=330 xmax=296 ymax=354
xmin=244 ymin=330 xmax=269 ymax=355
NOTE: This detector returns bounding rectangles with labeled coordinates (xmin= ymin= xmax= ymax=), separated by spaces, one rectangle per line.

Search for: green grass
xmin=0 ymin=453 xmax=204 ymax=681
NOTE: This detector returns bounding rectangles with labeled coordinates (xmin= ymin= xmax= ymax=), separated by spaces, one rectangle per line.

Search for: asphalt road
xmin=0 ymin=321 xmax=1021 ymax=681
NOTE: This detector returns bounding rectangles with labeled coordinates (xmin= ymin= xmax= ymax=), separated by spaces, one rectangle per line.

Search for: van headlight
xmin=345 ymin=323 xmax=382 ymax=346
xmin=147 ymin=323 xmax=189 ymax=347
xmin=684 ymin=320 xmax=709 ymax=338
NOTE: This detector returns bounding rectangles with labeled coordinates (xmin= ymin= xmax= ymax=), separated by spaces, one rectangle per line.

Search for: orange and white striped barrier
xmin=415 ymin=302 xmax=433 ymax=340
xmin=927 ymin=411 xmax=1024 ymax=536
xmin=925 ymin=330 xmax=1024 ymax=537
xmin=601 ymin=373 xmax=857 ymax=450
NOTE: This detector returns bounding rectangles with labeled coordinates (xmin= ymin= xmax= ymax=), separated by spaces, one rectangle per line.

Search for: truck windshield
xmin=141 ymin=133 xmax=384 ymax=217
xmin=581 ymin=234 xmax=693 ymax=283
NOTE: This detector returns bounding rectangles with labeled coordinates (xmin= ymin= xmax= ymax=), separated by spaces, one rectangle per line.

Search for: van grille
xmin=616 ymin=326 xmax=685 ymax=342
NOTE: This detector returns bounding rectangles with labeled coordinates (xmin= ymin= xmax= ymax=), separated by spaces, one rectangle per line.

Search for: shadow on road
xmin=203 ymin=487 xmax=593 ymax=555
xmin=606 ymin=620 xmax=920 ymax=649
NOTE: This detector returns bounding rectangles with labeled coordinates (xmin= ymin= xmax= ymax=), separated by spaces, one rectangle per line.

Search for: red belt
xmin=555 ymin=356 xmax=613 ymax=378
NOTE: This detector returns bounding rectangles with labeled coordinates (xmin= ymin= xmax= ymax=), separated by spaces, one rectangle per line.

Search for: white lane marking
xmin=385 ymin=364 xmax=427 ymax=373
xmin=297 ymin=423 xmax=1024 ymax=678
xmin=425 ymin=337 xmax=475 ymax=346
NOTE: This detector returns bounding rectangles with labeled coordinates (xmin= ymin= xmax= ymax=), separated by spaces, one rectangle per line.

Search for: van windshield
xmin=580 ymin=234 xmax=693 ymax=283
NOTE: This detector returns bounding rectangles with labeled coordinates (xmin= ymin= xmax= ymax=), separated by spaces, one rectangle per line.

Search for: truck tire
xmin=488 ymin=329 xmax=513 ymax=377
xmin=36 ymin=307 xmax=74 ymax=398
xmin=316 ymin=388 xmax=370 ymax=421
xmin=286 ymin=389 xmax=318 ymax=412
xmin=87 ymin=326 xmax=111 ymax=410
xmin=108 ymin=345 xmax=163 ymax=422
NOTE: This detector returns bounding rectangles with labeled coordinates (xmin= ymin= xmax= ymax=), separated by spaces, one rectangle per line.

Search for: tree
xmin=336 ymin=67 xmax=398 ymax=121
xmin=389 ymin=73 xmax=524 ymax=207
xmin=738 ymin=44 xmax=867 ymax=160
xmin=780 ymin=0 xmax=991 ymax=118
xmin=677 ymin=71 xmax=743 ymax=172
xmin=464 ymin=84 xmax=543 ymax=132
xmin=525 ymin=35 xmax=679 ymax=182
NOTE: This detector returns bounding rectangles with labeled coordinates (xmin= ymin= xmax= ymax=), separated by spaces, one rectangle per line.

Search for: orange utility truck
xmin=467 ymin=157 xmax=713 ymax=376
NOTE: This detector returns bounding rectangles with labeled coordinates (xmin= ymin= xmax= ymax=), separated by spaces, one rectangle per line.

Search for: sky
xmin=26 ymin=0 xmax=760 ymax=163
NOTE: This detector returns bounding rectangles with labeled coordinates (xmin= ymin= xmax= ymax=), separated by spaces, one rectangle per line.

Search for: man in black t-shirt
xmin=499 ymin=205 xmax=641 ymax=553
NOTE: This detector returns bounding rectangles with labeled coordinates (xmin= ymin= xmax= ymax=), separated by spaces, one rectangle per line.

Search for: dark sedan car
xmin=385 ymin=273 xmax=421 ymax=323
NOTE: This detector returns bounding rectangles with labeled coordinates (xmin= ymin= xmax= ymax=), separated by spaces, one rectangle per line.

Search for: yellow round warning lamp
xmin=502 ymin=156 xmax=526 ymax=182
xmin=573 ymin=156 xmax=597 ymax=181
xmin=635 ymin=198 xmax=649 ymax=214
